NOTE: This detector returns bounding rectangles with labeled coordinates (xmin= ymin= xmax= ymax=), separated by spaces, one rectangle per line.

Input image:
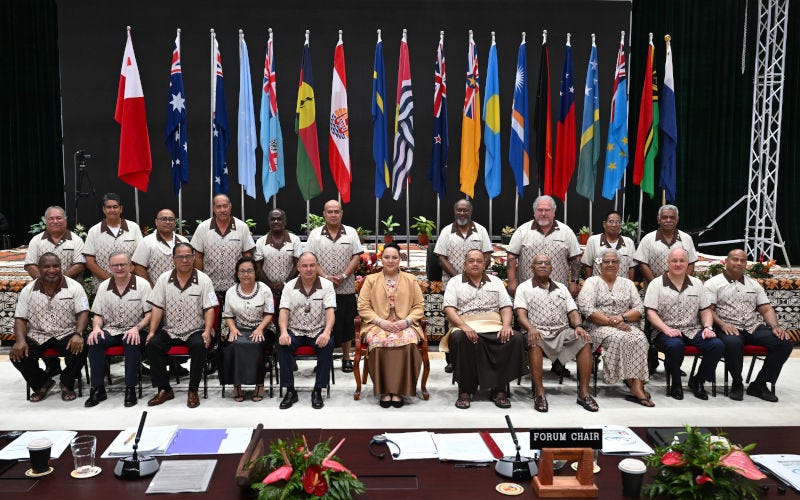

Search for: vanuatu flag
xmin=295 ymin=35 xmax=323 ymax=201
xmin=633 ymin=38 xmax=658 ymax=198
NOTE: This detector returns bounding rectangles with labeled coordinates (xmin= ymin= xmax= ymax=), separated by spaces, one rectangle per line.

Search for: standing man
xmin=10 ymin=253 xmax=89 ymax=402
xmin=24 ymin=206 xmax=85 ymax=279
xmin=634 ymin=204 xmax=697 ymax=283
xmin=254 ymin=209 xmax=301 ymax=301
xmin=277 ymin=252 xmax=337 ymax=409
xmin=83 ymin=193 xmax=143 ymax=292
xmin=442 ymin=250 xmax=526 ymax=410
xmin=581 ymin=210 xmax=636 ymax=279
xmin=433 ymin=199 xmax=493 ymax=287
xmin=132 ymin=208 xmax=188 ymax=285
xmin=705 ymin=249 xmax=793 ymax=402
xmin=645 ymin=248 xmax=723 ymax=400
xmin=85 ymin=251 xmax=152 ymax=407
xmin=145 ymin=243 xmax=218 ymax=408
xmin=305 ymin=200 xmax=363 ymax=373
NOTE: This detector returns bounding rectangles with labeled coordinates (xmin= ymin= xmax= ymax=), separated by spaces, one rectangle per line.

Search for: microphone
xmin=369 ymin=435 xmax=400 ymax=459
xmin=114 ymin=411 xmax=161 ymax=479
xmin=494 ymin=415 xmax=538 ymax=480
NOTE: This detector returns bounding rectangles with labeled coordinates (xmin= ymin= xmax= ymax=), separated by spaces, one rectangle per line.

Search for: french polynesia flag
xmin=115 ymin=29 xmax=152 ymax=192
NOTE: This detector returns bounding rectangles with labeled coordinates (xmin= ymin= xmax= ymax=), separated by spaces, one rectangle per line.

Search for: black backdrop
xmin=56 ymin=0 xmax=630 ymax=235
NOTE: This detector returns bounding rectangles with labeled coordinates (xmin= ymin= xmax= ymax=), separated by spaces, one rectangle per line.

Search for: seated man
xmin=277 ymin=252 xmax=336 ymax=410
xmin=514 ymin=254 xmax=597 ymax=413
xmin=85 ymin=251 xmax=152 ymax=408
xmin=705 ymin=249 xmax=793 ymax=402
xmin=442 ymin=250 xmax=526 ymax=409
xmin=645 ymin=248 xmax=723 ymax=400
xmin=145 ymin=242 xmax=218 ymax=408
xmin=10 ymin=253 xmax=89 ymax=402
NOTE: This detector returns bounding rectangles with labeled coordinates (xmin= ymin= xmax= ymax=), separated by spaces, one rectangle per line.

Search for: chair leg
xmin=745 ymin=356 xmax=759 ymax=384
xmin=723 ymin=357 xmax=729 ymax=397
xmin=352 ymin=348 xmax=363 ymax=401
xmin=420 ymin=350 xmax=430 ymax=401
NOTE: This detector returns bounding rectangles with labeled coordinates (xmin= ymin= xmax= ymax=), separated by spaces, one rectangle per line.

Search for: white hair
xmin=533 ymin=195 xmax=557 ymax=211
xmin=658 ymin=204 xmax=679 ymax=217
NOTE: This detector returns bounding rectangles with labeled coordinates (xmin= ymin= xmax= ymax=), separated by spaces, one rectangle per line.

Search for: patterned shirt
xmin=513 ymin=279 xmax=577 ymax=334
xmin=191 ymin=217 xmax=256 ymax=292
xmin=15 ymin=276 xmax=90 ymax=343
xmin=305 ymin=224 xmax=363 ymax=295
xmin=577 ymin=276 xmax=643 ymax=323
xmin=25 ymin=231 xmax=86 ymax=273
xmin=279 ymin=277 xmax=337 ymax=338
xmin=91 ymin=275 xmax=152 ymax=336
xmin=507 ymin=220 xmax=581 ymax=285
xmin=148 ymin=269 xmax=219 ymax=340
xmin=442 ymin=273 xmax=512 ymax=316
xmin=704 ymin=272 xmax=770 ymax=333
xmin=634 ymin=229 xmax=697 ymax=278
xmin=83 ymin=219 xmax=143 ymax=290
xmin=433 ymin=221 xmax=493 ymax=286
xmin=580 ymin=234 xmax=636 ymax=277
xmin=253 ymin=232 xmax=302 ymax=284
xmin=222 ymin=282 xmax=275 ymax=329
xmin=131 ymin=232 xmax=188 ymax=282
xmin=644 ymin=274 xmax=710 ymax=339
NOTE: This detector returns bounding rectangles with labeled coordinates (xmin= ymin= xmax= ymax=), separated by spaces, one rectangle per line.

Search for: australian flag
xmin=427 ymin=35 xmax=448 ymax=199
xmin=166 ymin=33 xmax=188 ymax=196
xmin=212 ymin=36 xmax=229 ymax=194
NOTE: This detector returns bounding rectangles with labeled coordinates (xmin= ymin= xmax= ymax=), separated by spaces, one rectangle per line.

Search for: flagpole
xmin=405 ymin=178 xmax=411 ymax=267
xmin=209 ymin=29 xmax=216 ymax=217
xmin=620 ymin=28 xmax=628 ymax=221
xmin=514 ymin=193 xmax=519 ymax=228
xmin=375 ymin=28 xmax=382 ymax=251
xmin=269 ymin=27 xmax=278 ymax=212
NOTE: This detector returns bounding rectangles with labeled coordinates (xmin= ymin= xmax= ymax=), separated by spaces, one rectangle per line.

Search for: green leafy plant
xmin=245 ymin=218 xmax=257 ymax=232
xmin=29 ymin=218 xmax=87 ymax=239
xmin=501 ymin=225 xmax=515 ymax=237
xmin=300 ymin=214 xmax=325 ymax=233
xmin=578 ymin=226 xmax=591 ymax=235
xmin=620 ymin=216 xmax=639 ymax=240
xmin=355 ymin=226 xmax=373 ymax=237
xmin=380 ymin=215 xmax=400 ymax=235
xmin=410 ymin=216 xmax=435 ymax=236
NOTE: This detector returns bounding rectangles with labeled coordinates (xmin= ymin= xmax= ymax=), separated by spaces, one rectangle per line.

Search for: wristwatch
xmin=341 ymin=272 xmax=349 ymax=279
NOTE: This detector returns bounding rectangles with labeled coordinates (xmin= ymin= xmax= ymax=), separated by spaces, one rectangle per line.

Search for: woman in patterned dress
xmin=577 ymin=248 xmax=654 ymax=407
xmin=356 ymin=243 xmax=425 ymax=408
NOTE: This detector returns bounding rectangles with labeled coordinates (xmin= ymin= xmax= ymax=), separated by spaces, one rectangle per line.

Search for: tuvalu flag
xmin=509 ymin=36 xmax=529 ymax=197
xmin=260 ymin=29 xmax=285 ymax=203
xmin=576 ymin=38 xmax=600 ymax=202
xmin=659 ymin=36 xmax=677 ymax=202
xmin=372 ymin=35 xmax=390 ymax=199
xmin=459 ymin=32 xmax=480 ymax=198
xmin=391 ymin=31 xmax=414 ymax=201
xmin=295 ymin=33 xmax=323 ymax=201
xmin=553 ymin=37 xmax=576 ymax=202
xmin=483 ymin=37 xmax=501 ymax=199
xmin=165 ymin=30 xmax=188 ymax=197
xmin=116 ymin=28 xmax=152 ymax=192
xmin=427 ymin=33 xmax=448 ymax=199
xmin=329 ymin=34 xmax=351 ymax=203
xmin=533 ymin=35 xmax=552 ymax=195
xmin=601 ymin=35 xmax=628 ymax=201
xmin=633 ymin=36 xmax=658 ymax=198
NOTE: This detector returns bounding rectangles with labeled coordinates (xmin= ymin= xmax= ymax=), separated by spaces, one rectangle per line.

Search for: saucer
xmin=71 ymin=466 xmax=102 ymax=479
xmin=495 ymin=482 xmax=524 ymax=496
xmin=25 ymin=466 xmax=54 ymax=477
xmin=571 ymin=461 xmax=601 ymax=473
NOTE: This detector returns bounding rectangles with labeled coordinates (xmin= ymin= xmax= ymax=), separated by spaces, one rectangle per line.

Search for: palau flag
xmin=576 ymin=40 xmax=600 ymax=202
xmin=212 ymin=35 xmax=229 ymax=194
xmin=509 ymin=36 xmax=529 ymax=197
xmin=295 ymin=34 xmax=323 ymax=201
xmin=329 ymin=35 xmax=351 ymax=203
xmin=634 ymin=37 xmax=658 ymax=198
xmin=372 ymin=36 xmax=390 ymax=199
xmin=166 ymin=31 xmax=188 ymax=196
xmin=427 ymin=34 xmax=448 ymax=200
xmin=553 ymin=38 xmax=576 ymax=202
xmin=533 ymin=36 xmax=552 ymax=195
xmin=483 ymin=38 xmax=501 ymax=199
xmin=237 ymin=33 xmax=257 ymax=198
xmin=459 ymin=33 xmax=480 ymax=198
xmin=260 ymin=30 xmax=285 ymax=203
xmin=659 ymin=36 xmax=677 ymax=202
xmin=601 ymin=36 xmax=628 ymax=201
xmin=391 ymin=31 xmax=414 ymax=201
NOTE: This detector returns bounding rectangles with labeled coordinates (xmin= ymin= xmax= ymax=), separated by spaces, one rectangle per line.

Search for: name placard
xmin=530 ymin=428 xmax=603 ymax=449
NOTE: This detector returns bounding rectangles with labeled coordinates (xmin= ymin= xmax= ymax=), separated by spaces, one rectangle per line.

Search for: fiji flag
xmin=372 ymin=37 xmax=390 ymax=199
xmin=483 ymin=39 xmax=501 ymax=199
xmin=166 ymin=31 xmax=188 ymax=196
xmin=602 ymin=37 xmax=628 ymax=200
xmin=212 ymin=36 xmax=230 ymax=194
xmin=260 ymin=29 xmax=285 ymax=202
xmin=509 ymin=37 xmax=529 ymax=196
xmin=426 ymin=34 xmax=448 ymax=199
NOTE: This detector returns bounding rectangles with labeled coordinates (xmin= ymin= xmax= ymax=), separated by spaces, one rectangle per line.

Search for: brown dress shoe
xmin=187 ymin=390 xmax=200 ymax=408
xmin=147 ymin=389 xmax=175 ymax=406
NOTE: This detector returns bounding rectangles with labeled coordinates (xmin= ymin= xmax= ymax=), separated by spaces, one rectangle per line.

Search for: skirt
xmin=367 ymin=344 xmax=422 ymax=397
xmin=589 ymin=325 xmax=650 ymax=384
xmin=220 ymin=329 xmax=267 ymax=385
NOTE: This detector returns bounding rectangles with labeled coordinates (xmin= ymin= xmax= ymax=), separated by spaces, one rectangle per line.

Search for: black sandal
xmin=576 ymin=394 xmax=599 ymax=412
xmin=233 ymin=385 xmax=244 ymax=402
xmin=251 ymin=385 xmax=264 ymax=402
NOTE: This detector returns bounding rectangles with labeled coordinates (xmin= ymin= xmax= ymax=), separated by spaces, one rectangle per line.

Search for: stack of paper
xmin=431 ymin=433 xmax=495 ymax=462
xmin=597 ymin=425 xmax=653 ymax=456
xmin=752 ymin=455 xmax=800 ymax=492
xmin=146 ymin=460 xmax=217 ymax=494
xmin=0 ymin=431 xmax=77 ymax=460
xmin=383 ymin=431 xmax=438 ymax=460
xmin=102 ymin=425 xmax=178 ymax=458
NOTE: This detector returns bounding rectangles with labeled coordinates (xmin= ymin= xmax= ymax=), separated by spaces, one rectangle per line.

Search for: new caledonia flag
xmin=296 ymin=31 xmax=323 ymax=201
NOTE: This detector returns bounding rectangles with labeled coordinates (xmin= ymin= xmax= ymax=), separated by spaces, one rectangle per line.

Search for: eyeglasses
xmin=157 ymin=217 xmax=176 ymax=222
xmin=604 ymin=220 xmax=622 ymax=226
xmin=601 ymin=260 xmax=620 ymax=265
xmin=109 ymin=263 xmax=129 ymax=268
xmin=238 ymin=269 xmax=255 ymax=274
xmin=173 ymin=254 xmax=194 ymax=260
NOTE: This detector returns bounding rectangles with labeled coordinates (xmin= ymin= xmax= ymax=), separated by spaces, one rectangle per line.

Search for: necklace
xmin=236 ymin=282 xmax=260 ymax=300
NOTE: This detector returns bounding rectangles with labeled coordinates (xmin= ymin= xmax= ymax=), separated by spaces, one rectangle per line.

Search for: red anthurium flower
xmin=661 ymin=451 xmax=686 ymax=467
xmin=302 ymin=465 xmax=328 ymax=496
xmin=322 ymin=437 xmax=358 ymax=479
xmin=263 ymin=448 xmax=293 ymax=484
xmin=695 ymin=474 xmax=714 ymax=485
xmin=718 ymin=450 xmax=767 ymax=480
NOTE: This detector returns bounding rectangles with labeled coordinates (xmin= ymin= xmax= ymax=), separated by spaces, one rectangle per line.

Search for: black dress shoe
xmin=280 ymin=389 xmax=298 ymax=409
xmin=729 ymin=382 xmax=744 ymax=401
xmin=670 ymin=386 xmax=684 ymax=400
xmin=124 ymin=386 xmax=138 ymax=407
xmin=379 ymin=399 xmax=392 ymax=408
xmin=444 ymin=363 xmax=454 ymax=374
xmin=341 ymin=359 xmax=354 ymax=373
xmin=746 ymin=382 xmax=779 ymax=402
xmin=391 ymin=398 xmax=404 ymax=408
xmin=311 ymin=389 xmax=324 ymax=409
xmin=688 ymin=377 xmax=708 ymax=400
xmin=84 ymin=387 xmax=107 ymax=408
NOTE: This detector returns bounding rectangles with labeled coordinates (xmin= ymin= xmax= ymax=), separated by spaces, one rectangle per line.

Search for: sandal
xmin=251 ymin=385 xmax=264 ymax=403
xmin=59 ymin=383 xmax=77 ymax=402
xmin=624 ymin=394 xmax=655 ymax=407
xmin=455 ymin=392 xmax=471 ymax=409
xmin=233 ymin=385 xmax=244 ymax=403
xmin=30 ymin=379 xmax=54 ymax=403
xmin=534 ymin=394 xmax=548 ymax=413
xmin=576 ymin=394 xmax=599 ymax=412
xmin=493 ymin=391 xmax=511 ymax=409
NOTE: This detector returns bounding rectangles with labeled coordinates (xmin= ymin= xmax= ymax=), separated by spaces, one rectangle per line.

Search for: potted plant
xmin=620 ymin=216 xmax=639 ymax=240
xmin=355 ymin=226 xmax=373 ymax=244
xmin=410 ymin=216 xmax=435 ymax=246
xmin=501 ymin=226 xmax=515 ymax=245
xmin=577 ymin=226 xmax=591 ymax=245
xmin=300 ymin=214 xmax=325 ymax=235
xmin=380 ymin=215 xmax=400 ymax=243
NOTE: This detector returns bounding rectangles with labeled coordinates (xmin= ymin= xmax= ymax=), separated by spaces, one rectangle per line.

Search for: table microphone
xmin=369 ymin=435 xmax=401 ymax=459
xmin=114 ymin=411 xmax=160 ymax=479
xmin=494 ymin=415 xmax=538 ymax=480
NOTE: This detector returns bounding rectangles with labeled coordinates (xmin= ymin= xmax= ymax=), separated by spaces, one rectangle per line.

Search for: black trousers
xmin=87 ymin=330 xmax=145 ymax=388
xmin=332 ymin=294 xmax=356 ymax=345
xmin=655 ymin=331 xmax=724 ymax=386
xmin=12 ymin=335 xmax=86 ymax=392
xmin=278 ymin=330 xmax=333 ymax=390
xmin=718 ymin=325 xmax=793 ymax=384
xmin=146 ymin=330 xmax=206 ymax=391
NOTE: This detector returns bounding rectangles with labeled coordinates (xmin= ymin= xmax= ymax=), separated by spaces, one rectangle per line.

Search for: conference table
xmin=0 ymin=427 xmax=797 ymax=498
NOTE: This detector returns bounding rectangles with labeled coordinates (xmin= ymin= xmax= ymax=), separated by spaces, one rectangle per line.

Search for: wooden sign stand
xmin=532 ymin=448 xmax=599 ymax=498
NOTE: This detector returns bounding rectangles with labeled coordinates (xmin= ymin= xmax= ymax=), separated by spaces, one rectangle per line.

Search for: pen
xmin=123 ymin=432 xmax=136 ymax=445
xmin=454 ymin=463 xmax=490 ymax=468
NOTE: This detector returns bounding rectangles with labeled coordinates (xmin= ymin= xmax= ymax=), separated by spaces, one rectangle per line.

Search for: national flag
xmin=459 ymin=34 xmax=481 ymax=198
xmin=533 ymin=37 xmax=553 ymax=195
xmin=329 ymin=36 xmax=351 ymax=203
xmin=426 ymin=35 xmax=448 ymax=199
xmin=633 ymin=38 xmax=658 ymax=198
xmin=576 ymin=41 xmax=600 ymax=201
xmin=165 ymin=31 xmax=188 ymax=196
xmin=212 ymin=36 xmax=230 ymax=194
xmin=115 ymin=29 xmax=152 ymax=192
xmin=237 ymin=33 xmax=257 ymax=198
xmin=659 ymin=36 xmax=677 ymax=202
xmin=553 ymin=40 xmax=576 ymax=201
xmin=260 ymin=30 xmax=285 ymax=202
xmin=601 ymin=37 xmax=628 ymax=200
xmin=483 ymin=39 xmax=501 ymax=199
xmin=509 ymin=37 xmax=529 ymax=197
xmin=391 ymin=32 xmax=414 ymax=201
xmin=372 ymin=37 xmax=390 ymax=199
xmin=295 ymin=36 xmax=323 ymax=201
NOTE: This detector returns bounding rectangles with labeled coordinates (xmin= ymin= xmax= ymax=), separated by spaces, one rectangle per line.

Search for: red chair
xmin=278 ymin=345 xmax=335 ymax=398
xmin=103 ymin=345 xmax=143 ymax=398
xmin=352 ymin=317 xmax=430 ymax=401
xmin=662 ymin=345 xmax=717 ymax=397
xmin=26 ymin=348 xmax=87 ymax=400
xmin=722 ymin=345 xmax=774 ymax=396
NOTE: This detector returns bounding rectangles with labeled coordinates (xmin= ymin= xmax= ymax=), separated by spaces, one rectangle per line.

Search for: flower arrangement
xmin=747 ymin=256 xmax=775 ymax=279
xmin=252 ymin=436 xmax=365 ymax=499
xmin=501 ymin=226 xmax=515 ymax=245
xmin=490 ymin=256 xmax=507 ymax=280
xmin=643 ymin=425 xmax=765 ymax=499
